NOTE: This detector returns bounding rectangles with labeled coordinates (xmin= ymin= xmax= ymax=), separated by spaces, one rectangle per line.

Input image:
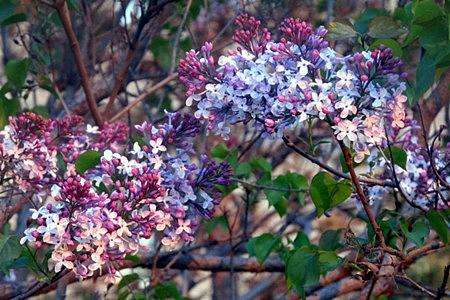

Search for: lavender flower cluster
xmin=1 ymin=112 xmax=231 ymax=283
xmin=179 ymin=14 xmax=449 ymax=209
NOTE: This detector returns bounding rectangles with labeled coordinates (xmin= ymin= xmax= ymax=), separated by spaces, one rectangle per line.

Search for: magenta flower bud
xmin=360 ymin=75 xmax=369 ymax=81
xmin=34 ymin=241 xmax=42 ymax=248
xmin=304 ymin=91 xmax=312 ymax=100
xmin=265 ymin=118 xmax=276 ymax=128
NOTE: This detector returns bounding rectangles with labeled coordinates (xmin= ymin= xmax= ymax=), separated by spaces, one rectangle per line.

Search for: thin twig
xmin=283 ymin=136 xmax=394 ymax=187
xmin=169 ymin=0 xmax=193 ymax=74
xmin=109 ymin=73 xmax=177 ymax=122
xmin=54 ymin=0 xmax=103 ymax=126
xmin=436 ymin=264 xmax=450 ymax=299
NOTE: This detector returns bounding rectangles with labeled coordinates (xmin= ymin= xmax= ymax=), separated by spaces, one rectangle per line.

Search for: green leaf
xmin=5 ymin=58 xmax=30 ymax=88
xmin=211 ymin=143 xmax=229 ymax=159
xmin=154 ymin=281 xmax=183 ymax=300
xmin=327 ymin=22 xmax=357 ymax=40
xmin=367 ymin=16 xmax=407 ymax=39
xmin=235 ymin=162 xmax=252 ymax=178
xmin=371 ymin=39 xmax=403 ymax=57
xmin=75 ymin=150 xmax=101 ymax=174
xmin=293 ymin=231 xmax=310 ymax=248
xmin=412 ymin=0 xmax=445 ymax=24
xmin=355 ymin=8 xmax=388 ymax=34
xmin=318 ymin=251 xmax=341 ymax=273
xmin=124 ymin=254 xmax=140 ymax=264
xmin=264 ymin=188 xmax=287 ymax=216
xmin=319 ymin=230 xmax=342 ymax=251
xmin=0 ymin=233 xmax=22 ymax=274
xmin=427 ymin=211 xmax=449 ymax=243
xmin=383 ymin=146 xmax=407 ymax=170
xmin=1 ymin=12 xmax=26 ymax=26
xmin=118 ymin=273 xmax=140 ymax=290
xmin=203 ymin=215 xmax=228 ymax=235
xmin=310 ymin=172 xmax=353 ymax=216
xmin=250 ymin=157 xmax=272 ymax=173
xmin=32 ymin=105 xmax=50 ymax=118
xmin=247 ymin=233 xmax=281 ymax=264
xmin=286 ymin=247 xmax=320 ymax=291
xmin=401 ymin=219 xmax=429 ymax=246
xmin=149 ymin=37 xmax=171 ymax=70
xmin=0 ymin=98 xmax=20 ymax=129
xmin=0 ymin=0 xmax=15 ymax=23
xmin=0 ymin=13 xmax=27 ymax=26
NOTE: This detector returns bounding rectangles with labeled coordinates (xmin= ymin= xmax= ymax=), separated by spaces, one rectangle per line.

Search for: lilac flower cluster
xmin=179 ymin=14 xmax=448 ymax=209
xmin=0 ymin=112 xmax=128 ymax=200
xmin=16 ymin=112 xmax=231 ymax=283
xmin=179 ymin=14 xmax=406 ymax=162
xmin=365 ymin=123 xmax=450 ymax=209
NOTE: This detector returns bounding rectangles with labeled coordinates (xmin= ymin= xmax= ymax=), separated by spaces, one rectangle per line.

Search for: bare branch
xmin=54 ymin=0 xmax=103 ymax=126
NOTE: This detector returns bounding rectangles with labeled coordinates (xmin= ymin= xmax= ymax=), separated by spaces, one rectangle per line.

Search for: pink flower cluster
xmin=0 ymin=113 xmax=127 ymax=199
xmin=14 ymin=112 xmax=231 ymax=283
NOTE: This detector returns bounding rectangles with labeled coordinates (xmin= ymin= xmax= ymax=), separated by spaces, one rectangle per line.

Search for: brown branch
xmin=395 ymin=275 xmax=437 ymax=298
xmin=338 ymin=140 xmax=405 ymax=259
xmin=109 ymin=73 xmax=177 ymax=122
xmin=54 ymin=0 xmax=103 ymax=126
xmin=3 ymin=254 xmax=285 ymax=299
xmin=282 ymin=136 xmax=394 ymax=187
xmin=403 ymin=240 xmax=445 ymax=267
xmin=436 ymin=265 xmax=450 ymax=299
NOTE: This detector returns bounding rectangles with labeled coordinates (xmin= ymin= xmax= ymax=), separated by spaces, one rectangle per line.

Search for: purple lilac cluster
xmin=179 ymin=14 xmax=449 ymax=209
xmin=0 ymin=112 xmax=128 ymax=200
xmin=17 ymin=112 xmax=231 ymax=283
xmin=365 ymin=123 xmax=450 ymax=209
xmin=179 ymin=14 xmax=406 ymax=160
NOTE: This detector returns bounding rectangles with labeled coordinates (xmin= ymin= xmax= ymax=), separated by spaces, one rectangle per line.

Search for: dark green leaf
xmin=412 ymin=0 xmax=445 ymax=24
xmin=235 ymin=162 xmax=252 ymax=178
xmin=75 ymin=150 xmax=101 ymax=174
xmin=286 ymin=247 xmax=320 ymax=291
xmin=124 ymin=254 xmax=140 ymax=264
xmin=0 ymin=0 xmax=15 ymax=23
xmin=319 ymin=230 xmax=342 ymax=251
xmin=118 ymin=273 xmax=140 ymax=290
xmin=1 ymin=12 xmax=26 ymax=26
xmin=203 ymin=215 xmax=228 ymax=235
xmin=154 ymin=281 xmax=183 ymax=300
xmin=318 ymin=251 xmax=341 ymax=273
xmin=371 ymin=39 xmax=403 ymax=57
xmin=310 ymin=172 xmax=352 ymax=216
xmin=5 ymin=58 xmax=30 ymax=88
xmin=401 ymin=219 xmax=429 ymax=246
xmin=355 ymin=8 xmax=388 ymax=33
xmin=383 ymin=146 xmax=407 ymax=169
xmin=32 ymin=105 xmax=50 ymax=118
xmin=0 ymin=233 xmax=22 ymax=274
xmin=427 ymin=211 xmax=449 ymax=243
xmin=0 ymin=98 xmax=20 ymax=129
xmin=327 ymin=22 xmax=357 ymax=40
xmin=293 ymin=231 xmax=310 ymax=248
xmin=367 ymin=16 xmax=407 ymax=39
xmin=247 ymin=233 xmax=281 ymax=263
xmin=149 ymin=37 xmax=171 ymax=70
